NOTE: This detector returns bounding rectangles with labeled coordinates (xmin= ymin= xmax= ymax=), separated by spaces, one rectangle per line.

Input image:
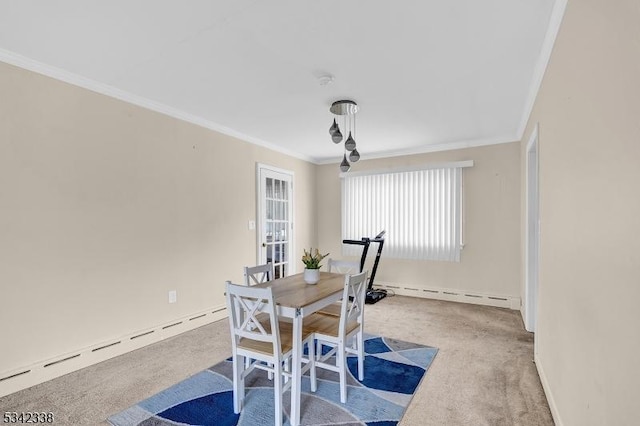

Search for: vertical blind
xmin=341 ymin=163 xmax=470 ymax=262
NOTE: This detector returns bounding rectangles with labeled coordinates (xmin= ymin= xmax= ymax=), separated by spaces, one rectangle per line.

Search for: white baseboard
xmin=0 ymin=306 xmax=227 ymax=398
xmin=374 ymin=281 xmax=521 ymax=310
xmin=535 ymin=352 xmax=563 ymax=426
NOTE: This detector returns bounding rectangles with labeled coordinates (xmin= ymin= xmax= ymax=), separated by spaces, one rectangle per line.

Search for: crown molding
xmin=314 ymin=134 xmax=519 ymax=165
xmin=0 ymin=49 xmax=314 ymax=163
xmin=517 ymin=0 xmax=569 ymax=139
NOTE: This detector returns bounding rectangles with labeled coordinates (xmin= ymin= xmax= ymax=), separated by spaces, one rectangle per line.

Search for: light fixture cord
xmin=344 ymin=112 xmax=347 ymax=144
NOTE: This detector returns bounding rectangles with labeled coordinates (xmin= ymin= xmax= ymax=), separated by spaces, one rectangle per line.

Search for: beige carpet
xmin=0 ymin=296 xmax=553 ymax=425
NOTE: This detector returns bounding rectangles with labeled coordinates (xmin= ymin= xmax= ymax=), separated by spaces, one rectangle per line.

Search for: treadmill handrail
xmin=342 ymin=239 xmax=369 ymax=245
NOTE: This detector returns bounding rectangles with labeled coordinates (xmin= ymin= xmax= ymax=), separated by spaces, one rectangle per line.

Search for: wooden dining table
xmin=252 ymin=271 xmax=346 ymax=426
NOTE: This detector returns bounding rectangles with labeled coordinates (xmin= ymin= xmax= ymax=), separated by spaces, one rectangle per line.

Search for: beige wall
xmin=317 ymin=142 xmax=521 ymax=301
xmin=521 ymin=1 xmax=640 ymax=424
xmin=0 ymin=62 xmax=316 ymax=380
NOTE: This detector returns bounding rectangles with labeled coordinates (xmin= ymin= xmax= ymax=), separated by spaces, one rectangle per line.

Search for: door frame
xmin=256 ymin=163 xmax=295 ymax=275
xmin=524 ymin=124 xmax=540 ymax=334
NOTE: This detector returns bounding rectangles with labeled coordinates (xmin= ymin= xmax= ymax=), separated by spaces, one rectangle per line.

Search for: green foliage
xmin=301 ymin=247 xmax=329 ymax=269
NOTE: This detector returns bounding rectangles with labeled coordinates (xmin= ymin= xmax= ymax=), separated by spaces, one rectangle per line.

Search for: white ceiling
xmin=0 ymin=0 xmax=558 ymax=163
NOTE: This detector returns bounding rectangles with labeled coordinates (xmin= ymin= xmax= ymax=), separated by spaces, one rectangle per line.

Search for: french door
xmin=257 ymin=164 xmax=294 ymax=279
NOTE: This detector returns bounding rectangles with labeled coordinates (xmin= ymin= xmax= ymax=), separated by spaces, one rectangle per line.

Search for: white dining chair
xmin=242 ymin=263 xmax=278 ymax=376
xmin=304 ymin=270 xmax=368 ymax=403
xmin=318 ymin=259 xmax=362 ymax=317
xmin=327 ymin=258 xmax=360 ymax=274
xmin=243 ymin=262 xmax=274 ymax=286
xmin=225 ymin=281 xmax=315 ymax=425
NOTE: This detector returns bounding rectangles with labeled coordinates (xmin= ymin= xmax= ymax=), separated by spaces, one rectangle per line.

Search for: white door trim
xmin=524 ymin=124 xmax=540 ymax=334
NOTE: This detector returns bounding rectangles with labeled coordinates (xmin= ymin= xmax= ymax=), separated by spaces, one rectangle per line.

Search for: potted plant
xmin=301 ymin=248 xmax=329 ymax=284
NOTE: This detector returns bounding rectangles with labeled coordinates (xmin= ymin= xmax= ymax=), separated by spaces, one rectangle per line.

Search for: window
xmin=341 ymin=161 xmax=472 ymax=262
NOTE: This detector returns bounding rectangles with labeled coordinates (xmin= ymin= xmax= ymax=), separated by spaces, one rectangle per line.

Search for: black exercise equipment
xmin=342 ymin=230 xmax=387 ymax=304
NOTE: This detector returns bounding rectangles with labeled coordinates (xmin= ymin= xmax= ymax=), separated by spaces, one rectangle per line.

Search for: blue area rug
xmin=108 ymin=334 xmax=438 ymax=426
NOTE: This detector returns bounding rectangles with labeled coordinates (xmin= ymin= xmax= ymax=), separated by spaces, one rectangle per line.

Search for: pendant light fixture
xmin=329 ymin=100 xmax=360 ymax=171
xmin=329 ymin=118 xmax=339 ymax=140
xmin=340 ymin=153 xmax=351 ymax=172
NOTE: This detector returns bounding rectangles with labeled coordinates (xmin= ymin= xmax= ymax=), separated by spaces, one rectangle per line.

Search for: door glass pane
xmin=267 ymin=244 xmax=273 ymax=264
xmin=267 ymin=200 xmax=273 ymax=219
xmin=266 ymin=178 xmax=273 ymax=198
xmin=274 ymin=179 xmax=281 ymax=199
xmin=282 ymin=242 xmax=288 ymax=262
xmin=266 ymin=222 xmax=273 ymax=241
xmin=274 ymin=264 xmax=282 ymax=279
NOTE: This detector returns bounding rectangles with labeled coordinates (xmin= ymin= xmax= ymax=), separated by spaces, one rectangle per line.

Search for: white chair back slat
xmin=244 ymin=263 xmax=275 ymax=286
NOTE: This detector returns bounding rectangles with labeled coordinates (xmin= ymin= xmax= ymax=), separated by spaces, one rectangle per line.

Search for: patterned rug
xmin=108 ymin=334 xmax=438 ymax=426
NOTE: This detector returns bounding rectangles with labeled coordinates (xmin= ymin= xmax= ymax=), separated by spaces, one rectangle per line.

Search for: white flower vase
xmin=303 ymin=268 xmax=320 ymax=284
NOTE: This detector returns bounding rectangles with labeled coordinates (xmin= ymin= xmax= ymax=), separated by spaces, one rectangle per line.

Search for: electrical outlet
xmin=248 ymin=220 xmax=256 ymax=230
xmin=168 ymin=290 xmax=177 ymax=304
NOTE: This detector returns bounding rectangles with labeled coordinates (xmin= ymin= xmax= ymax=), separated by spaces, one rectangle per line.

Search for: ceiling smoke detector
xmin=317 ymin=74 xmax=334 ymax=86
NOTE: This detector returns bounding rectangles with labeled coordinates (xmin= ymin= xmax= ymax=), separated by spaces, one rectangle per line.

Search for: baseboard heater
xmin=374 ymin=283 xmax=519 ymax=310
xmin=0 ymin=305 xmax=228 ymax=398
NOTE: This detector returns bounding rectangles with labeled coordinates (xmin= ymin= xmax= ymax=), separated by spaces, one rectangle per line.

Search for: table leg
xmin=290 ymin=309 xmax=302 ymax=426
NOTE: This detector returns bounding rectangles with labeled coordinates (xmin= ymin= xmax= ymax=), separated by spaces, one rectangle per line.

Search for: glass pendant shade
xmin=331 ymin=128 xmax=343 ymax=144
xmin=340 ymin=153 xmax=351 ymax=172
xmin=345 ymin=132 xmax=356 ymax=151
xmin=329 ymin=118 xmax=338 ymax=136
xmin=349 ymin=148 xmax=360 ymax=162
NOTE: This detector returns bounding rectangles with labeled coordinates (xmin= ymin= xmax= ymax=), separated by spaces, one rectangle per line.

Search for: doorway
xmin=257 ymin=164 xmax=294 ymax=279
xmin=525 ymin=124 xmax=540 ymax=333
